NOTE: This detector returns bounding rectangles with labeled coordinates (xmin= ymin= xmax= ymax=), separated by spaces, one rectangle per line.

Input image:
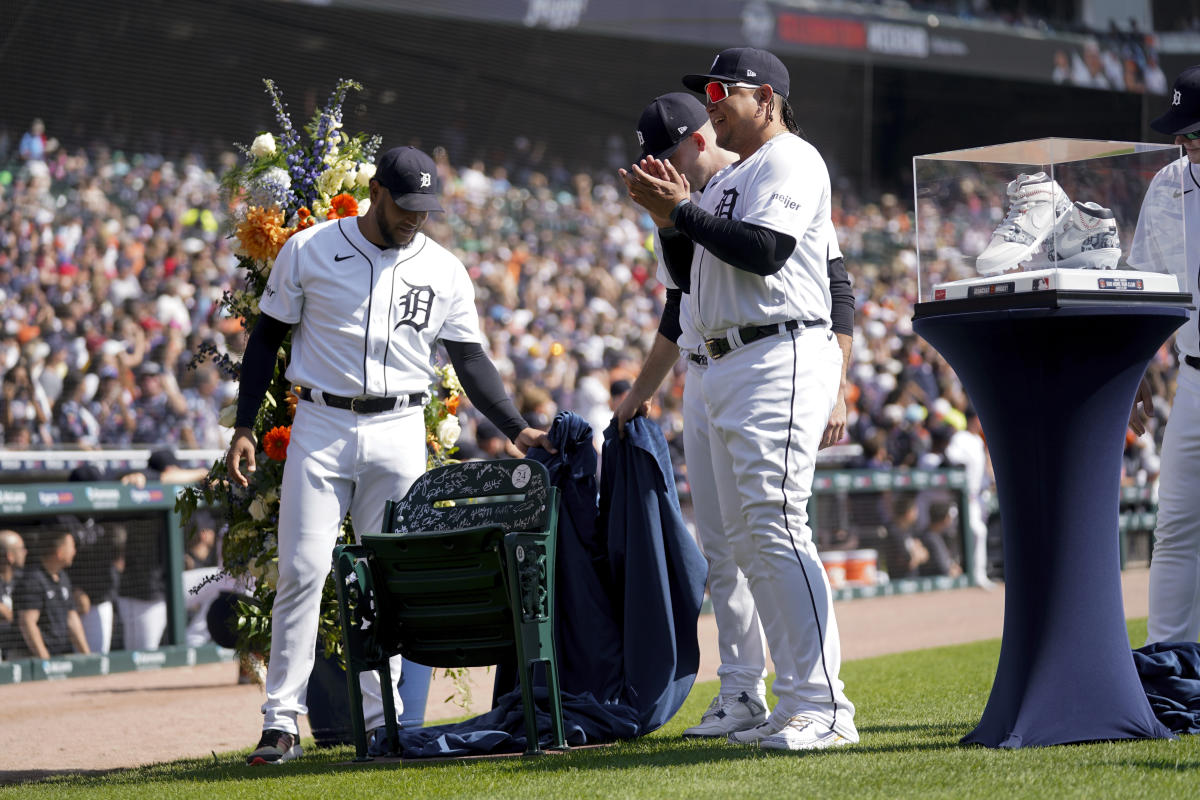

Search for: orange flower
xmin=328 ymin=193 xmax=358 ymax=219
xmin=262 ymin=426 xmax=291 ymax=461
xmin=445 ymin=394 xmax=461 ymax=415
xmin=235 ymin=206 xmax=288 ymax=262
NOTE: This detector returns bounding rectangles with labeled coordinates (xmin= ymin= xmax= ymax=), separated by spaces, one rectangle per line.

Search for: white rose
xmin=357 ymin=197 xmax=370 ymax=216
xmin=248 ymin=497 xmax=268 ymax=521
xmin=318 ymin=166 xmax=347 ymax=197
xmin=437 ymin=416 xmax=461 ymax=450
xmin=218 ymin=402 xmax=237 ymax=428
xmin=342 ymin=168 xmax=358 ymax=190
xmin=356 ymin=163 xmax=376 ymax=187
xmin=249 ymin=132 xmax=276 ymax=158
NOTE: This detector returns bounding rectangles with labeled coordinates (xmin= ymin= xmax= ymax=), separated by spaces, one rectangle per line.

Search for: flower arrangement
xmin=179 ymin=79 xmax=463 ymax=678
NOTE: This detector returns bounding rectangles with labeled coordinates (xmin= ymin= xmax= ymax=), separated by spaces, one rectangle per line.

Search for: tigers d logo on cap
xmin=374 ymin=146 xmax=444 ymax=212
xmin=1151 ymin=65 xmax=1200 ymax=136
xmin=635 ymin=93 xmax=709 ymax=159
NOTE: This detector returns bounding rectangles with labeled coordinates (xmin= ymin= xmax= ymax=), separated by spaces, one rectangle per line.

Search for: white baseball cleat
xmin=682 ymin=691 xmax=768 ymax=738
xmin=975 ymin=172 xmax=1072 ymax=275
xmin=1024 ymin=200 xmax=1121 ymax=270
xmin=759 ymin=715 xmax=859 ymax=752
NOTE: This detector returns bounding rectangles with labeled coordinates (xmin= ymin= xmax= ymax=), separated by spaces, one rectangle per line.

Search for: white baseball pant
xmin=117 ymin=596 xmax=167 ymax=651
xmin=80 ymin=599 xmax=113 ymax=654
xmin=682 ymin=357 xmax=768 ymax=699
xmin=701 ymin=327 xmax=856 ymax=737
xmin=263 ymin=400 xmax=427 ymax=735
xmin=1147 ymin=365 xmax=1200 ymax=643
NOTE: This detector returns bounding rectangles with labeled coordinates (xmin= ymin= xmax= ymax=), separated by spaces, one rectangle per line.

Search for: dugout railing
xmin=0 ymin=469 xmax=1158 ymax=685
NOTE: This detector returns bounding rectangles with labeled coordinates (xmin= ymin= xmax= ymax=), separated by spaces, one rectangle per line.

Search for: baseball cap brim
xmin=643 ymin=138 xmax=687 ymax=160
xmin=392 ymin=192 xmax=444 ymax=213
xmin=1150 ymin=107 xmax=1200 ymax=136
xmin=682 ymin=72 xmax=733 ymax=93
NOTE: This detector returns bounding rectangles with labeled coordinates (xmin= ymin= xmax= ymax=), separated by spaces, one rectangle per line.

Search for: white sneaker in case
xmin=975 ymin=172 xmax=1072 ymax=275
xmin=759 ymin=715 xmax=858 ymax=752
xmin=682 ymin=692 xmax=768 ymax=738
xmin=1025 ymin=200 xmax=1121 ymax=270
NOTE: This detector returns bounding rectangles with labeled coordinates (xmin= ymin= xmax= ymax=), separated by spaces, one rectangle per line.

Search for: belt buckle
xmin=704 ymin=339 xmax=724 ymax=359
xmin=349 ymin=396 xmax=370 ymax=413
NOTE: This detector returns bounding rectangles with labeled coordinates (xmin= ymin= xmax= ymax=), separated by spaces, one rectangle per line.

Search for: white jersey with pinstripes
xmin=1130 ymin=155 xmax=1200 ymax=359
xmin=260 ymin=217 xmax=483 ymax=398
xmin=685 ymin=132 xmax=835 ymax=338
xmin=655 ymin=218 xmax=842 ymax=353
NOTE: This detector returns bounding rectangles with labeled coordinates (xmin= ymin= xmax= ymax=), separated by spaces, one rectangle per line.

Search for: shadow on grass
xmin=50 ymin=731 xmax=978 ymax=787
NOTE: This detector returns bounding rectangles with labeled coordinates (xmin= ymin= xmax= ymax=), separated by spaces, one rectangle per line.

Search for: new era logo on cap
xmin=374 ymin=146 xmax=444 ymax=212
xmin=635 ymin=92 xmax=709 ymax=159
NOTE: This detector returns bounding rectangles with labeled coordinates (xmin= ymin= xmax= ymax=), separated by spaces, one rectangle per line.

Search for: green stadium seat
xmin=333 ymin=458 xmax=566 ymax=759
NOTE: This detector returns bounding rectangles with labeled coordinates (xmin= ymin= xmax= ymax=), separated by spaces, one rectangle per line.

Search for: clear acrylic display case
xmin=913 ymin=138 xmax=1191 ymax=315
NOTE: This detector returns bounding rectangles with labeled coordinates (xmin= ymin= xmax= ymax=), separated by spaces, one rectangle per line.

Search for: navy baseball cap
xmin=1151 ymin=65 xmax=1200 ymax=135
xmin=374 ymin=146 xmax=444 ymax=212
xmin=636 ymin=93 xmax=709 ymax=158
xmin=683 ymin=47 xmax=790 ymax=100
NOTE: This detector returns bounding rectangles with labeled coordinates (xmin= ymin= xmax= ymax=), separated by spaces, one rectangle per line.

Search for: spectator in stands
xmin=919 ymin=501 xmax=963 ymax=579
xmin=53 ymin=371 xmax=100 ymax=448
xmin=0 ymin=529 xmax=27 ymax=659
xmin=879 ymin=493 xmax=929 ymax=580
xmin=15 ymin=528 xmax=90 ymax=658
xmin=17 ymin=119 xmax=46 ymax=164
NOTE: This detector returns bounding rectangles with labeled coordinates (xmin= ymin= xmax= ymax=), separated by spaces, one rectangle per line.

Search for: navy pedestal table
xmin=913 ymin=301 xmax=1186 ymax=748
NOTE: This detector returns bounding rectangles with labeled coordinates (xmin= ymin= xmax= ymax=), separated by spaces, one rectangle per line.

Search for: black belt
xmin=1186 ymin=355 xmax=1200 ymax=371
xmin=687 ymin=353 xmax=709 ymax=366
xmin=296 ymin=386 xmax=427 ymax=414
xmin=705 ymin=319 xmax=824 ymax=359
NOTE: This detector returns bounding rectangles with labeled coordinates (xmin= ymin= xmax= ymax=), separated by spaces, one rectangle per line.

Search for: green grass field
xmin=7 ymin=618 xmax=1199 ymax=799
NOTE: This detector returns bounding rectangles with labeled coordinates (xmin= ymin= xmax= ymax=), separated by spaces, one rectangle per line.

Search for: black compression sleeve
xmin=234 ymin=314 xmax=291 ymax=429
xmin=443 ymin=340 xmax=527 ymax=441
xmin=658 ymin=288 xmax=683 ymax=343
xmin=658 ymin=228 xmax=694 ymax=292
xmin=827 ymin=256 xmax=854 ymax=336
xmin=674 ymin=202 xmax=796 ymax=276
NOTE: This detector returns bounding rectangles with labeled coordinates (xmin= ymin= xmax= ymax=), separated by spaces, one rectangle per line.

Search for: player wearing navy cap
xmin=226 ymin=145 xmax=554 ymax=765
xmin=622 ymin=47 xmax=859 ymax=751
xmin=1131 ymin=66 xmax=1200 ymax=647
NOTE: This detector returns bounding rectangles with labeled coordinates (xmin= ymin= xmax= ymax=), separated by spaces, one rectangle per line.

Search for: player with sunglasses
xmin=1130 ymin=65 xmax=1200 ymax=649
xmin=622 ymin=47 xmax=858 ymax=752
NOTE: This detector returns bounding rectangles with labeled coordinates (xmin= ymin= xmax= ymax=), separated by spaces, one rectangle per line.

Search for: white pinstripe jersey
xmin=685 ymin=132 xmax=836 ymax=338
xmin=1130 ymin=155 xmax=1200 ymax=358
xmin=260 ymin=217 xmax=483 ymax=397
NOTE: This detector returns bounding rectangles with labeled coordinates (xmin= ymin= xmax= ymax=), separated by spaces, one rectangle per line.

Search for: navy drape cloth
xmin=916 ymin=306 xmax=1182 ymax=747
xmin=1134 ymin=642 xmax=1200 ymax=735
xmin=384 ymin=411 xmax=708 ymax=757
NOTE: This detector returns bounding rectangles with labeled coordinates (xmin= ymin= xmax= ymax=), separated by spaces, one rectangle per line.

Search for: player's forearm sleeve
xmin=443 ymin=340 xmax=527 ymax=441
xmin=234 ymin=314 xmax=291 ymax=429
xmin=658 ymin=228 xmax=694 ymax=292
xmin=658 ymin=288 xmax=684 ymax=344
xmin=828 ymin=256 xmax=854 ymax=336
xmin=674 ymin=202 xmax=796 ymax=276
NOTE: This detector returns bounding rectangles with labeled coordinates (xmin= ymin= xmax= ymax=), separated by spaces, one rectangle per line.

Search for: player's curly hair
xmin=778 ymin=96 xmax=806 ymax=139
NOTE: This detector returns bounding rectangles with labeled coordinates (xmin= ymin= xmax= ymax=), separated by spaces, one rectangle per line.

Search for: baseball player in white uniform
xmin=1129 ymin=66 xmax=1200 ymax=646
xmin=226 ymin=146 xmax=553 ymax=765
xmin=617 ymin=92 xmax=856 ymax=739
xmin=622 ymin=48 xmax=858 ymax=751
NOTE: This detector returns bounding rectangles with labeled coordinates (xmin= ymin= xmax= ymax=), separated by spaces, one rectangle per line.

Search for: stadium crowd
xmin=0 ymin=119 xmax=1179 ymax=484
